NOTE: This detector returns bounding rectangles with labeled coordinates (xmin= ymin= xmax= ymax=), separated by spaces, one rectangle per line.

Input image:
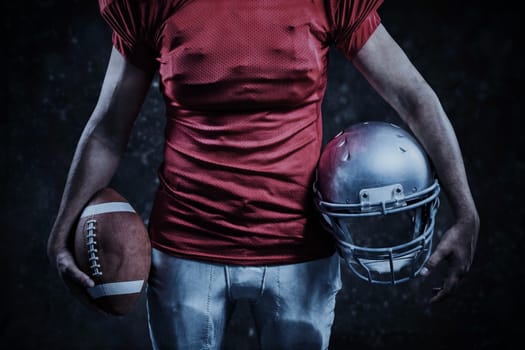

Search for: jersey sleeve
xmin=327 ymin=0 xmax=384 ymax=60
xmin=98 ymin=0 xmax=162 ymax=72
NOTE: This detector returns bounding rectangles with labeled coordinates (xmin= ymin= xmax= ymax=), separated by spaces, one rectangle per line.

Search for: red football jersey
xmin=99 ymin=0 xmax=383 ymax=265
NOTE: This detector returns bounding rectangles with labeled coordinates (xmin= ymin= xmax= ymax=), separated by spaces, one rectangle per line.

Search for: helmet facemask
xmin=317 ymin=181 xmax=439 ymax=284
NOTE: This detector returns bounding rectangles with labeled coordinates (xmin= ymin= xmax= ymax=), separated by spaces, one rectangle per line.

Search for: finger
xmin=429 ymin=273 xmax=460 ymax=304
xmin=420 ymin=245 xmax=449 ymax=277
xmin=56 ymin=252 xmax=95 ymax=288
xmin=429 ymin=287 xmax=446 ymax=304
xmin=64 ymin=265 xmax=96 ymax=289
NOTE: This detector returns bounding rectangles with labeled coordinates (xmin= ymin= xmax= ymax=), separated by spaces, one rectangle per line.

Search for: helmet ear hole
xmin=314 ymin=121 xmax=440 ymax=284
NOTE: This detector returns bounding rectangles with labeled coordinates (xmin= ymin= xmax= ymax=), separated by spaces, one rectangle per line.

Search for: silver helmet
xmin=314 ymin=121 xmax=440 ymax=284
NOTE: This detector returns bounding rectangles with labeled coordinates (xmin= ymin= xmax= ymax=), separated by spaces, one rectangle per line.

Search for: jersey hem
xmin=150 ymin=241 xmax=336 ymax=266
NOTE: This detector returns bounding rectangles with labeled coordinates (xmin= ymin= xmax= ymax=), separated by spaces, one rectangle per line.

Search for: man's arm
xmin=47 ymin=47 xmax=154 ymax=288
xmin=352 ymin=24 xmax=480 ymax=303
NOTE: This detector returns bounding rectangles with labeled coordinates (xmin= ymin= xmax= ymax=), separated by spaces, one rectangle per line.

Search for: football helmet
xmin=314 ymin=121 xmax=440 ymax=284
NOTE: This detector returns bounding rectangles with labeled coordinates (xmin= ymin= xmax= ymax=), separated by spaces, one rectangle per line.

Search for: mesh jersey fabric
xmin=98 ymin=0 xmax=383 ymax=265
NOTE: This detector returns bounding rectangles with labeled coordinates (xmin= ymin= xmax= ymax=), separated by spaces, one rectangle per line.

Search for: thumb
xmin=420 ymin=246 xmax=447 ymax=277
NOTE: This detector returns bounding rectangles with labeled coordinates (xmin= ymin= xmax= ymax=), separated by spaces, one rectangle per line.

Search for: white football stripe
xmin=80 ymin=202 xmax=135 ymax=218
xmin=87 ymin=280 xmax=145 ymax=299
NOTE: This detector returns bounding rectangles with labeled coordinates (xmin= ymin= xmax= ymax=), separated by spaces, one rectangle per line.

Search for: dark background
xmin=3 ymin=0 xmax=522 ymax=349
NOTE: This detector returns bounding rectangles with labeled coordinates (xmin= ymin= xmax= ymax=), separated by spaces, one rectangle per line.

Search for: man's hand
xmin=48 ymin=245 xmax=95 ymax=289
xmin=420 ymin=215 xmax=480 ymax=303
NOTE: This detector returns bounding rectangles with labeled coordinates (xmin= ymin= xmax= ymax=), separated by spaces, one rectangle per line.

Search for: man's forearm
xmin=400 ymin=89 xmax=478 ymax=223
xmin=48 ymin=125 xmax=122 ymax=255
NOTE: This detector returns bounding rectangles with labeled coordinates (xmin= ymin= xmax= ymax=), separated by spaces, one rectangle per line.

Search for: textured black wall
xmin=4 ymin=1 xmax=522 ymax=349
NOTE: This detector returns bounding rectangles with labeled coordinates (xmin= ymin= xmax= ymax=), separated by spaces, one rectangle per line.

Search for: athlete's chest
xmin=156 ymin=0 xmax=331 ymax=109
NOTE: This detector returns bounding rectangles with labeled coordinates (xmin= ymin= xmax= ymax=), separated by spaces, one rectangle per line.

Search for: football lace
xmin=85 ymin=219 xmax=103 ymax=278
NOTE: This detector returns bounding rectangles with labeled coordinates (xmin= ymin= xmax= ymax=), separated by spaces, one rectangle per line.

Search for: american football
xmin=70 ymin=187 xmax=151 ymax=316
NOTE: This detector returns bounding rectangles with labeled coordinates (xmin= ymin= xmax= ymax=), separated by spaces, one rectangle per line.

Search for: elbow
xmin=81 ymin=110 xmax=131 ymax=157
xmin=91 ymin=126 xmax=129 ymax=157
xmin=395 ymin=82 xmax=444 ymax=128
